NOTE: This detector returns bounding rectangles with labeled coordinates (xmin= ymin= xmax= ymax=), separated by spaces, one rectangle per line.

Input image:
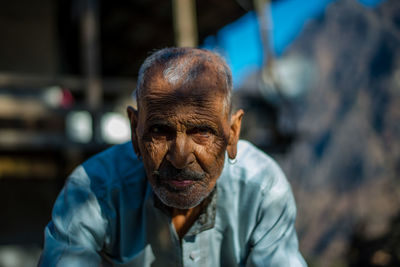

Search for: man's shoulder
xmin=81 ymin=141 xmax=146 ymax=189
xmin=216 ymin=140 xmax=295 ymax=238
xmin=219 ymin=139 xmax=291 ymax=196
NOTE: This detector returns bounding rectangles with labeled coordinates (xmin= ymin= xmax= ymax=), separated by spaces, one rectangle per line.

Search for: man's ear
xmin=127 ymin=106 xmax=141 ymax=158
xmin=227 ymin=109 xmax=244 ymax=159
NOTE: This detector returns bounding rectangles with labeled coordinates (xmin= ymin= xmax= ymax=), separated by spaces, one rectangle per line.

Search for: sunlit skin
xmin=127 ymin=56 xmax=243 ymax=239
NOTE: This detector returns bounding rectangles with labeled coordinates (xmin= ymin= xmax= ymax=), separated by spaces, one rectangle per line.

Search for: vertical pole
xmin=172 ymin=0 xmax=198 ymax=47
xmin=254 ymin=0 xmax=274 ymax=76
xmin=254 ymin=0 xmax=285 ymax=99
xmin=81 ymin=0 xmax=102 ymax=110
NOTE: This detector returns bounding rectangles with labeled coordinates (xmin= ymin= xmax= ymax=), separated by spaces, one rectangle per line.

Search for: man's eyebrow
xmin=146 ymin=119 xmax=175 ymax=128
xmin=184 ymin=121 xmax=219 ymax=133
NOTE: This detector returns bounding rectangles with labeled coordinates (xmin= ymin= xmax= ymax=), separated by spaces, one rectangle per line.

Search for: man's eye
xmin=198 ymin=128 xmax=210 ymax=135
xmin=190 ymin=127 xmax=214 ymax=137
xmin=151 ymin=127 xmax=160 ymax=133
xmin=149 ymin=125 xmax=171 ymax=135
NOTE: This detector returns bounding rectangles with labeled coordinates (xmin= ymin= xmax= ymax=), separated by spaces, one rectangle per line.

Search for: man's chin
xmin=154 ymin=186 xmax=206 ymax=210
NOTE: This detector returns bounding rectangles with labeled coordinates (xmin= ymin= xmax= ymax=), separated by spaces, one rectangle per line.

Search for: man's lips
xmin=165 ymin=179 xmax=195 ymax=188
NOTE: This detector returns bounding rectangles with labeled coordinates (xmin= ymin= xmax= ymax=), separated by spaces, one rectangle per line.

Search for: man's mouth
xmin=166 ymin=179 xmax=195 ymax=188
xmin=152 ymin=165 xmax=206 ymax=190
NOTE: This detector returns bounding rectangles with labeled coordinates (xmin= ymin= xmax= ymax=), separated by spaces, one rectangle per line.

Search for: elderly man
xmin=40 ymin=47 xmax=306 ymax=266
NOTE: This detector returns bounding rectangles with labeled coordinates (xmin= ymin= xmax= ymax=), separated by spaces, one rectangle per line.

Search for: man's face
xmin=132 ymin=70 xmax=231 ymax=209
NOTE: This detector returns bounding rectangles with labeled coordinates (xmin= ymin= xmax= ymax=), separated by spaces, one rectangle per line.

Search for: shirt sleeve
xmin=39 ymin=166 xmax=108 ymax=267
xmin=245 ymin=167 xmax=307 ymax=267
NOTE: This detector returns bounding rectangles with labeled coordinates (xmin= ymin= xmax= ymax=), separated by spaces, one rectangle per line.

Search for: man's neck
xmin=171 ymin=204 xmax=204 ymax=239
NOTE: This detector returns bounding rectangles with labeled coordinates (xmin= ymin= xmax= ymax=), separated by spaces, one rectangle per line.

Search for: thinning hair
xmin=135 ymin=47 xmax=233 ymax=115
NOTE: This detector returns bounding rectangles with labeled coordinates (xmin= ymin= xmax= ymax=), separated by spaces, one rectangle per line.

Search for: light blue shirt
xmin=40 ymin=140 xmax=306 ymax=266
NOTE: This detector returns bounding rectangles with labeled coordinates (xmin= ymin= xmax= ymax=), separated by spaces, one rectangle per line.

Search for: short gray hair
xmin=135 ymin=47 xmax=233 ymax=114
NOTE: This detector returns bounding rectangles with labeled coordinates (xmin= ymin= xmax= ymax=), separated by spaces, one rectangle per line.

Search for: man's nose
xmin=166 ymin=133 xmax=195 ymax=169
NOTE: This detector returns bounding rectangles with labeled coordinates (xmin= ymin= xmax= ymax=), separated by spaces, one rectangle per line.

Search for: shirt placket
xmin=152 ymin=188 xmax=217 ymax=266
xmin=181 ymin=189 xmax=218 ymax=266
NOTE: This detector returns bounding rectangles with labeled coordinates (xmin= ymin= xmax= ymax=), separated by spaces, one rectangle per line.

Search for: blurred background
xmin=0 ymin=0 xmax=399 ymax=266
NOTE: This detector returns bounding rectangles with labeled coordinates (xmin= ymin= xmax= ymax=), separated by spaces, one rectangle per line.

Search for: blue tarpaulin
xmin=202 ymin=0 xmax=386 ymax=88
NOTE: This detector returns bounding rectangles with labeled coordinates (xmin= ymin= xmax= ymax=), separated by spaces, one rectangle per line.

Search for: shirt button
xmin=189 ymin=252 xmax=197 ymax=261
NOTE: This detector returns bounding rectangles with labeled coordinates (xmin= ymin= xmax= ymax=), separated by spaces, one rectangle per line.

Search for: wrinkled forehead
xmin=140 ymin=76 xmax=227 ymax=116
